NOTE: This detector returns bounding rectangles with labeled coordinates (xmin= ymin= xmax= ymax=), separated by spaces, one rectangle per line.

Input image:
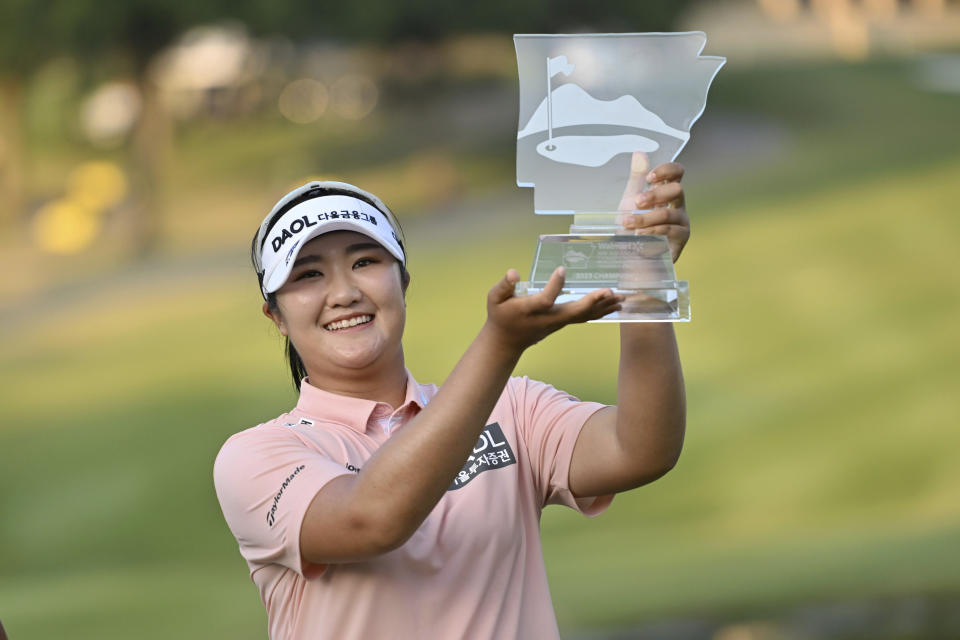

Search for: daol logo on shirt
xmin=448 ymin=423 xmax=516 ymax=491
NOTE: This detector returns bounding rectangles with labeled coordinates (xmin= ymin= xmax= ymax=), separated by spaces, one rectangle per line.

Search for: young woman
xmin=214 ymin=161 xmax=690 ymax=639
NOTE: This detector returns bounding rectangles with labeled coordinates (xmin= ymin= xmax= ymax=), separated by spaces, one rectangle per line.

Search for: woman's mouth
xmin=324 ymin=315 xmax=373 ymax=331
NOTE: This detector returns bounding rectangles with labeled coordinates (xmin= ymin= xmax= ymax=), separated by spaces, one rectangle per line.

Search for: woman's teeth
xmin=324 ymin=315 xmax=372 ymax=331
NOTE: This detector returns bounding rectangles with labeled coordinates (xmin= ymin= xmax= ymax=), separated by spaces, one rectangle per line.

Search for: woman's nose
xmin=326 ymin=270 xmax=362 ymax=307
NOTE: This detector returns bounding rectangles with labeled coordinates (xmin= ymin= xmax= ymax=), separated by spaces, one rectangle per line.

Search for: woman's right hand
xmin=483 ymin=267 xmax=624 ymax=354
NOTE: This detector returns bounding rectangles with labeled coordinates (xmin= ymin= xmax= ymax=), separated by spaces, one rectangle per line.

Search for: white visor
xmin=258 ymin=192 xmax=405 ymax=296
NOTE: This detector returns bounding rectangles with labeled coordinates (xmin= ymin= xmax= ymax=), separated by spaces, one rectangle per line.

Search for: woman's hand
xmin=482 ymin=267 xmax=623 ymax=354
xmin=617 ymin=159 xmax=690 ymax=263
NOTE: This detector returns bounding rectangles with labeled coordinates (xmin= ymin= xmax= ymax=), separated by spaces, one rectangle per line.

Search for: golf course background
xmin=2 ymin=15 xmax=959 ymax=640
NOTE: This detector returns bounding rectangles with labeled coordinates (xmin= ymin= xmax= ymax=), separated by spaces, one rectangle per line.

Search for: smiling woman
xmin=252 ymin=182 xmax=410 ymax=392
xmin=214 ymin=171 xmax=690 ymax=640
xmin=264 ymin=231 xmax=409 ymax=400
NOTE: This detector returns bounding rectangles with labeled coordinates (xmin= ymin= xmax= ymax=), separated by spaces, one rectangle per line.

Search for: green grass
xmin=2 ymin=57 xmax=960 ymax=637
xmin=537 ymin=160 xmax=960 ymax=632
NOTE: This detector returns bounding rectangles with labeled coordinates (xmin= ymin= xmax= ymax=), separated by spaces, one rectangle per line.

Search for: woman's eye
xmin=295 ymin=269 xmax=322 ymax=281
xmin=354 ymin=257 xmax=377 ymax=269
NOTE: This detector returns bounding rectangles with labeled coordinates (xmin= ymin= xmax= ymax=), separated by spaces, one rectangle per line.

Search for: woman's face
xmin=265 ymin=230 xmax=407 ymax=381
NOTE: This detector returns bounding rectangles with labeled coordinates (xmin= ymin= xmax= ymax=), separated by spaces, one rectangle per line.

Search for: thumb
xmin=489 ymin=269 xmax=520 ymax=304
xmin=618 ymin=151 xmax=650 ymax=211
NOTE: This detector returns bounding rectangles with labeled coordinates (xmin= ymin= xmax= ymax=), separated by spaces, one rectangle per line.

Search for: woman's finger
xmin=621 ymin=207 xmax=689 ymax=230
xmin=634 ymin=224 xmax=690 ymax=239
xmin=647 ymin=162 xmax=684 ymax=185
xmin=631 ymin=223 xmax=691 ymax=242
xmin=556 ymin=289 xmax=622 ymax=324
xmin=617 ymin=152 xmax=651 ymax=211
xmin=631 ymin=224 xmax=690 ymax=261
xmin=488 ymin=269 xmax=520 ymax=304
xmin=578 ymin=295 xmax=623 ymax=323
xmin=534 ymin=266 xmax=566 ymax=308
xmin=634 ymin=181 xmax=685 ymax=210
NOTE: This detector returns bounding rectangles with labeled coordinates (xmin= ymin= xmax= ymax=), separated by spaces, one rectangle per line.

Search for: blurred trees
xmin=236 ymin=0 xmax=699 ymax=41
xmin=0 ymin=0 xmax=696 ymax=250
xmin=0 ymin=0 xmax=229 ymax=249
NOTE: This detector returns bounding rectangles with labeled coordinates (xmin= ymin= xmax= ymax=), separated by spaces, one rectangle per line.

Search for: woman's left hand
xmin=617 ymin=160 xmax=690 ymax=263
xmin=483 ymin=267 xmax=623 ymax=354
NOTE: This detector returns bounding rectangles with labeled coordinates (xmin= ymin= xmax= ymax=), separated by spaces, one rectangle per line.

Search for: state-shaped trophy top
xmin=514 ymin=33 xmax=725 ymax=214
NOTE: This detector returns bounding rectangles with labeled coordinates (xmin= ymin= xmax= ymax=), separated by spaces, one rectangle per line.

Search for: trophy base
xmin=515 ymin=233 xmax=691 ymax=323
xmin=515 ymin=282 xmax=689 ymax=322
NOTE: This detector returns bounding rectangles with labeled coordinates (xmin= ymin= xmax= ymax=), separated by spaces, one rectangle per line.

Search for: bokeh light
xmin=80 ymin=82 xmax=141 ymax=146
xmin=66 ymin=161 xmax=128 ymax=211
xmin=154 ymin=24 xmax=251 ymax=91
xmin=32 ymin=199 xmax=101 ymax=254
xmin=31 ymin=161 xmax=127 ymax=254
xmin=330 ymin=74 xmax=378 ymax=120
xmin=277 ymin=78 xmax=329 ymax=124
xmin=757 ymin=0 xmax=801 ymax=23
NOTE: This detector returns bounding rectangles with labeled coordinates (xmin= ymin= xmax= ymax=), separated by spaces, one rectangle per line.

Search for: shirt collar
xmin=295 ymin=369 xmax=430 ymax=433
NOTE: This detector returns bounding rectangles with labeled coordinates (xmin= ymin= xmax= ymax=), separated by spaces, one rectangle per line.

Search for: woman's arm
xmin=300 ymin=268 xmax=623 ymax=564
xmin=568 ymin=161 xmax=691 ymax=497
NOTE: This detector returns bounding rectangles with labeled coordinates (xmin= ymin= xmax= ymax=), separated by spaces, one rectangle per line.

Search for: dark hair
xmin=252 ymin=186 xmax=408 ymax=391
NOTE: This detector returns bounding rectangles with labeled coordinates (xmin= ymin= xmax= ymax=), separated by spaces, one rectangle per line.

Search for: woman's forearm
xmin=350 ymin=324 xmax=521 ymax=540
xmin=615 ymin=323 xmax=686 ymax=477
xmin=300 ymin=324 xmax=524 ymax=562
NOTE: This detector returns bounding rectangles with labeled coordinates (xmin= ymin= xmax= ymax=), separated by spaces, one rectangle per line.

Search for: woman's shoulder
xmin=212 ymin=412 xmax=314 ymax=492
xmin=503 ymin=375 xmax=571 ymax=401
xmin=215 ymin=413 xmax=302 ymax=461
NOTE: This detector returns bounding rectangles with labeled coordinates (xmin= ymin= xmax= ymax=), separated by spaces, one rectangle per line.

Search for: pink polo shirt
xmin=214 ymin=372 xmax=612 ymax=640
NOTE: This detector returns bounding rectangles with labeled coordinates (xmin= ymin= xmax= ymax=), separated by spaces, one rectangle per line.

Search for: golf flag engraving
xmin=514 ymin=33 xmax=725 ymax=322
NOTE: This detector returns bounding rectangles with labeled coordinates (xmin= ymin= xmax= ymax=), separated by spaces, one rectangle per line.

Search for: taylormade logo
xmin=271 ymin=210 xmax=379 ymax=252
xmin=266 ymin=465 xmax=306 ymax=527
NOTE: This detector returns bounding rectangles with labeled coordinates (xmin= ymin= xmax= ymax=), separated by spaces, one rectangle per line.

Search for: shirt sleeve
xmin=508 ymin=376 xmax=614 ymax=515
xmin=213 ymin=425 xmax=354 ymax=578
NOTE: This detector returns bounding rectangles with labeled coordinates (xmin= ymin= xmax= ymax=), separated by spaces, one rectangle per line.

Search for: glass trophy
xmin=513 ymin=33 xmax=725 ymax=322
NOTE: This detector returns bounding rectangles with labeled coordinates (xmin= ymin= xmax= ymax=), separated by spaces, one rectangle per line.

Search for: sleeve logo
xmin=448 ymin=423 xmax=516 ymax=491
xmin=266 ymin=464 xmax=306 ymax=527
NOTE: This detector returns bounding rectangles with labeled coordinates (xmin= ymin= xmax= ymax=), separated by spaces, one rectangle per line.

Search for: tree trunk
xmin=127 ymin=73 xmax=172 ymax=256
xmin=0 ymin=78 xmax=25 ymax=224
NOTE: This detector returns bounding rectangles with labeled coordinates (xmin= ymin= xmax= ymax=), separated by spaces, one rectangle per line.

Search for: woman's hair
xmin=251 ymin=184 xmax=408 ymax=391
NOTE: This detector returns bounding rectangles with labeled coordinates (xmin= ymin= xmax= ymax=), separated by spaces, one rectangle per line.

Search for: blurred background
xmin=1 ymin=0 xmax=959 ymax=638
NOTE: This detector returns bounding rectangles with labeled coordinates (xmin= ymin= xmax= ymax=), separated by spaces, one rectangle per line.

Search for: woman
xmin=214 ymin=160 xmax=690 ymax=639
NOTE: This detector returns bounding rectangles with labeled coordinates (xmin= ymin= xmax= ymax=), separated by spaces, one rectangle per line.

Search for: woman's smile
xmin=323 ymin=313 xmax=374 ymax=332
